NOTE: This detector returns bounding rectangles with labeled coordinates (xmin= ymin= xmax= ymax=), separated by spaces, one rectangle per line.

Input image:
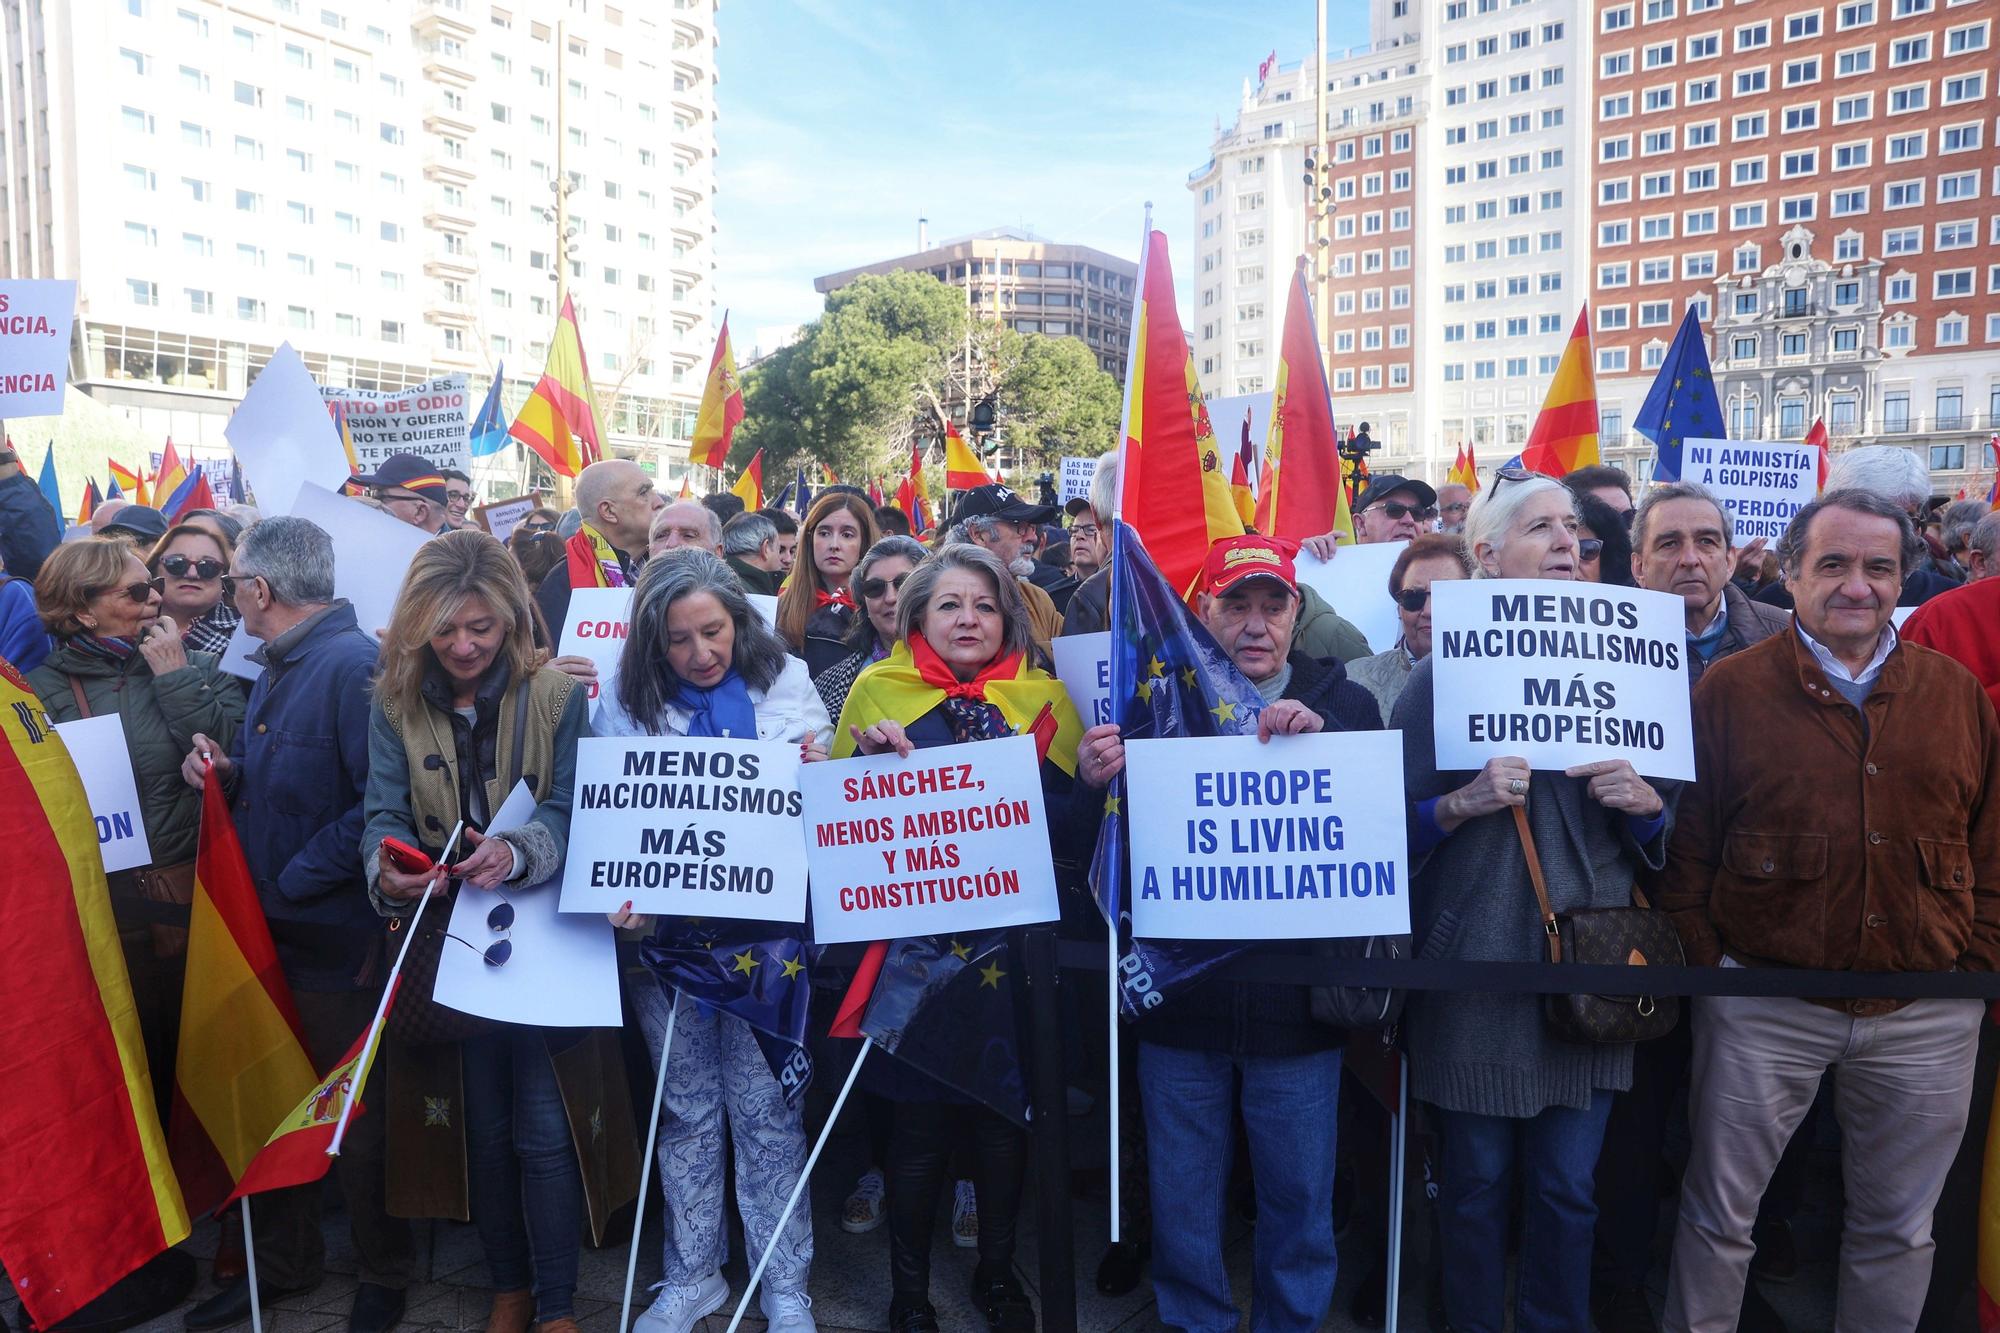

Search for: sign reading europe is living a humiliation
xmin=560 ymin=736 xmax=810 ymax=918
xmin=1124 ymin=732 xmax=1410 ymax=941
xmin=798 ymin=735 xmax=1060 ymax=944
xmin=1679 ymin=438 xmax=1818 ymax=545
xmin=1430 ymin=580 xmax=1695 ymax=780
xmin=0 ymin=279 xmax=77 ymax=415
xmin=320 ymin=373 xmax=472 ymax=474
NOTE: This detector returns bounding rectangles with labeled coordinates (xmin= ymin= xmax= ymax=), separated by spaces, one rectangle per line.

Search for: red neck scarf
xmin=814 ymin=585 xmax=854 ymax=612
xmin=909 ymin=634 xmax=1024 ymax=702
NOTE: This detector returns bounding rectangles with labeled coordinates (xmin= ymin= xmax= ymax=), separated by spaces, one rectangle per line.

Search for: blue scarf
xmin=673 ymin=671 xmax=759 ymax=740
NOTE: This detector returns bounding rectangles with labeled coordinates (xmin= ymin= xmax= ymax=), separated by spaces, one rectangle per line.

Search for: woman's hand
xmin=848 ymin=719 xmax=914 ymax=758
xmin=1256 ymin=700 xmax=1324 ymax=743
xmin=1565 ymin=759 xmax=1663 ymax=818
xmin=451 ymin=828 xmax=517 ymax=889
xmin=800 ymin=739 xmax=829 ymax=764
xmin=179 ymin=732 xmax=233 ymax=790
xmin=607 ymin=900 xmax=653 ymax=932
xmin=1077 ymin=723 xmax=1125 ymax=788
xmin=378 ymin=859 xmax=446 ymax=903
xmin=546 ymin=654 xmax=599 ymax=688
xmin=1436 ymin=755 xmax=1534 ymax=832
xmin=1731 ymin=536 xmax=1769 ymax=582
xmin=138 ymin=617 xmax=187 ymax=675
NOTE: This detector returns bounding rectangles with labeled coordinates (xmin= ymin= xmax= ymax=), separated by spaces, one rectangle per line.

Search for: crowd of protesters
xmin=3 ymin=438 xmax=1997 ymax=1333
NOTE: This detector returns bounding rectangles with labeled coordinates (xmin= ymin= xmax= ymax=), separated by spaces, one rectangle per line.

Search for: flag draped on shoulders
xmin=639 ymin=924 xmax=815 ymax=1105
xmin=509 ymin=292 xmax=603 ymax=479
xmin=0 ymin=662 xmax=190 ymax=1326
xmin=565 ymin=524 xmax=628 ymax=590
xmin=688 ymin=318 xmax=743 ymax=472
xmin=1255 ymin=263 xmax=1351 ymax=543
xmin=830 ymin=639 xmax=1080 ymax=775
xmin=943 ymin=421 xmax=988 ymax=490
xmin=731 ymin=448 xmax=765 ymax=511
xmin=1519 ymin=308 xmax=1600 ymax=478
xmin=1637 ymin=308 xmax=1723 ymax=483
xmin=1117 ymin=229 xmax=1244 ymax=596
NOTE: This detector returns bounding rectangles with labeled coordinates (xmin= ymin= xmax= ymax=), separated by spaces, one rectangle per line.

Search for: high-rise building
xmin=0 ymin=0 xmax=719 ymax=484
xmin=1587 ymin=0 xmax=2000 ymax=488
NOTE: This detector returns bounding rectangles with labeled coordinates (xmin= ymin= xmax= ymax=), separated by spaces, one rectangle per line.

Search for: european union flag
xmin=858 ymin=932 xmax=1030 ymax=1125
xmin=1088 ymin=522 xmax=1266 ymax=1018
xmin=639 ymin=921 xmax=814 ymax=1105
xmin=468 ymin=363 xmax=510 ymax=458
xmin=1636 ymin=309 xmax=1725 ymax=482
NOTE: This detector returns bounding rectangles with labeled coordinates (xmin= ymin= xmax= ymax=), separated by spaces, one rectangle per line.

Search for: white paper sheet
xmin=224 ymin=343 xmax=353 ymax=515
xmin=51 ymin=716 xmax=153 ymax=873
xmin=290 ymin=482 xmax=437 ymax=639
xmin=1293 ymin=540 xmax=1408 ymax=655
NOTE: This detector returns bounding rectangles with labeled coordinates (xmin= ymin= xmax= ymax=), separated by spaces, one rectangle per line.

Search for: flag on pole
xmin=168 ymin=470 xmax=216 ymax=523
xmin=154 ymin=440 xmax=193 ymax=513
xmin=108 ymin=458 xmax=144 ymax=502
xmin=1519 ymin=309 xmax=1601 ymax=478
xmin=1805 ymin=417 xmax=1832 ymax=493
xmin=1636 ymin=309 xmax=1723 ymax=482
xmin=469 ymin=363 xmax=510 ymax=458
xmin=105 ymin=475 xmax=123 ymax=501
xmin=0 ymin=662 xmax=191 ymax=1326
xmin=328 ymin=400 xmax=361 ymax=478
xmin=75 ymin=478 xmax=101 ymax=526
xmin=688 ymin=317 xmax=744 ymax=472
xmin=509 ymin=292 xmax=603 ymax=478
xmin=1448 ymin=442 xmax=1481 ymax=493
xmin=730 ymin=449 xmax=765 ymax=511
xmin=1229 ymin=448 xmax=1256 ymax=529
xmin=1254 ymin=262 xmax=1351 ymax=543
xmin=821 ymin=463 xmax=839 ymax=487
xmin=1115 ymin=229 xmax=1244 ymax=596
xmin=639 ymin=926 xmax=814 ymax=1106
xmin=796 ymin=467 xmax=812 ymax=516
xmin=943 ymin=420 xmax=989 ymax=490
xmin=897 ymin=443 xmax=932 ymax=534
xmin=37 ymin=445 xmax=62 ymax=521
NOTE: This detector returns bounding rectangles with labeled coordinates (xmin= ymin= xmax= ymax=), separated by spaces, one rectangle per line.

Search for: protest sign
xmin=1058 ymin=457 xmax=1095 ymax=505
xmin=1293 ymin=541 xmax=1406 ymax=654
xmin=799 ymin=734 xmax=1060 ymax=944
xmin=747 ymin=593 xmax=778 ymax=630
xmin=1124 ymin=732 xmax=1409 ymax=941
xmin=561 ymin=736 xmax=810 ymax=918
xmin=474 ymin=494 xmax=544 ymax=544
xmin=1052 ymin=632 xmax=1112 ymax=728
xmin=320 ymin=374 xmax=472 ymax=475
xmin=1429 ymin=579 xmax=1695 ymax=780
xmin=559 ymin=586 xmax=633 ymax=707
xmin=52 ymin=716 xmax=152 ymax=874
xmin=0 ymin=280 xmax=76 ymax=416
xmin=1678 ymin=438 xmax=1818 ymax=545
xmin=1205 ymin=391 xmax=1273 ymax=461
xmin=225 ymin=343 xmax=352 ymax=514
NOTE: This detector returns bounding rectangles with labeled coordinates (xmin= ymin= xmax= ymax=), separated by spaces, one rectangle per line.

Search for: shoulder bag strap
xmin=1512 ymin=803 xmax=1563 ymax=964
xmin=67 ymin=674 xmax=92 ymax=719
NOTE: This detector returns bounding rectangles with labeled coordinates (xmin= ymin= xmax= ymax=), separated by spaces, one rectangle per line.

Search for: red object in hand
xmin=380 ymin=837 xmax=433 ymax=875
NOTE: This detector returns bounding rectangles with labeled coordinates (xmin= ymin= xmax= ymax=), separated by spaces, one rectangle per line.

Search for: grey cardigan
xmin=1391 ymin=656 xmax=1677 ymax=1118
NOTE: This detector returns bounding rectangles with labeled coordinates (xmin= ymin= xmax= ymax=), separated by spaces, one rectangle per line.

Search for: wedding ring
xmin=1508 ymin=779 xmax=1529 ymax=796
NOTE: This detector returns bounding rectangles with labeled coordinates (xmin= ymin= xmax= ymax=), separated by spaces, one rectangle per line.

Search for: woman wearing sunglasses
xmin=1571 ymin=491 xmax=1637 ymax=589
xmin=1348 ymin=532 xmax=1475 ymax=719
xmin=27 ymin=537 xmax=245 ymax=1117
xmin=147 ymin=522 xmax=241 ymax=655
xmin=812 ymin=535 xmax=929 ymax=721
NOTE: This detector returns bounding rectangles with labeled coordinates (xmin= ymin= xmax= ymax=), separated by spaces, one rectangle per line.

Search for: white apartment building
xmin=0 ymin=0 xmax=718 ymax=488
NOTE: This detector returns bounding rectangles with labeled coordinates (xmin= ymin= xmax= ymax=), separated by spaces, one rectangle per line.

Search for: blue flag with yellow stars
xmin=1636 ymin=308 xmax=1724 ymax=483
xmin=1088 ymin=521 xmax=1268 ymax=1019
xmin=857 ymin=932 xmax=1030 ymax=1125
xmin=639 ymin=922 xmax=814 ymax=1106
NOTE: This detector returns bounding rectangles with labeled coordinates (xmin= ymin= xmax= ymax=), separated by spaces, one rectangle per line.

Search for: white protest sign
xmin=1205 ymin=391 xmax=1273 ymax=461
xmin=560 ymin=586 xmax=632 ymax=708
xmin=0 ymin=279 xmax=77 ymax=416
xmin=1052 ymin=632 xmax=1112 ymax=728
xmin=321 ymin=373 xmax=472 ymax=475
xmin=1679 ymin=438 xmax=1817 ymax=546
xmin=1892 ymin=606 xmax=1916 ymax=629
xmin=52 ymin=716 xmax=153 ymax=873
xmin=475 ymin=494 xmax=542 ymax=544
xmin=1125 ymin=732 xmax=1409 ymax=941
xmin=1294 ymin=541 xmax=1407 ymax=654
xmin=799 ymin=734 xmax=1060 ymax=944
xmin=225 ymin=343 xmax=352 ymax=514
xmin=1430 ymin=579 xmax=1695 ymax=780
xmin=293 ymin=482 xmax=437 ymax=634
xmin=561 ymin=736 xmax=810 ymax=918
xmin=434 ymin=781 xmax=621 ymax=1027
xmin=216 ymin=623 xmax=262 ymax=682
xmin=1058 ymin=457 xmax=1095 ymax=505
xmin=747 ymin=593 xmax=778 ymax=630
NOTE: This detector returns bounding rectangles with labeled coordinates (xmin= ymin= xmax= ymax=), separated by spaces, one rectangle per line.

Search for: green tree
xmin=994 ymin=330 xmax=1121 ymax=460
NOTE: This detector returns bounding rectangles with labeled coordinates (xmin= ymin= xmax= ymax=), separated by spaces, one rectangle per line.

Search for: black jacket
xmin=534 ymin=539 xmax=639 ymax=645
xmin=0 ymin=470 xmax=60 ymax=581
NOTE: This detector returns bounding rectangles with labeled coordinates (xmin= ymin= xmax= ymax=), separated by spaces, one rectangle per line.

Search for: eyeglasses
xmin=1395 ymin=587 xmax=1431 ymax=612
xmin=99 ymin=577 xmax=164 ymax=605
xmin=446 ymin=489 xmax=473 ymax=504
xmin=218 ymin=573 xmax=257 ymax=607
xmin=859 ymin=571 xmax=911 ymax=600
xmin=1579 ymin=538 xmax=1605 ymax=561
xmin=518 ymin=521 xmax=556 ymax=535
xmin=159 ymin=554 xmax=225 ymax=581
xmin=377 ymin=488 xmax=426 ymax=506
xmin=1370 ymin=501 xmax=1439 ymax=522
xmin=1071 ymin=524 xmax=1100 ymax=540
xmin=1493 ymin=465 xmax=1538 ymax=487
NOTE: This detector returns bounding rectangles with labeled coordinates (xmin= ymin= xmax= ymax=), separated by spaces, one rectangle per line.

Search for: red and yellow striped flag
xmin=687 ymin=317 xmax=743 ymax=472
xmin=1449 ymin=443 xmax=1482 ymax=492
xmin=943 ymin=421 xmax=989 ymax=490
xmin=168 ymin=770 xmax=317 ymax=1215
xmin=509 ymin=292 xmax=603 ymax=479
xmin=730 ymin=449 xmax=765 ymax=511
xmin=1520 ymin=309 xmax=1601 ymax=478
xmin=0 ymin=663 xmax=190 ymax=1326
xmin=1256 ymin=263 xmax=1351 ymax=543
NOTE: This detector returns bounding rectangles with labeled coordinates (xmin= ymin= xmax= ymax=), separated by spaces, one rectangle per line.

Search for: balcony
xmin=413 ymin=0 xmax=476 ymax=42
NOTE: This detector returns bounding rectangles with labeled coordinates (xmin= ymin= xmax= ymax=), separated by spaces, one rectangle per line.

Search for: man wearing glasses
xmin=351 ymin=453 xmax=451 ymax=536
xmin=440 ymin=468 xmax=475 ymax=530
xmin=1064 ymin=496 xmax=1104 ymax=582
xmin=1352 ymin=476 xmax=1441 ymax=544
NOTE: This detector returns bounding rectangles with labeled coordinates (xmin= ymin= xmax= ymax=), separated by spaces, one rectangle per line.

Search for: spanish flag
xmin=0 ymin=662 xmax=190 ymax=1326
xmin=169 ymin=769 xmax=317 ymax=1215
xmin=1449 ymin=442 xmax=1481 ymax=493
xmin=1804 ymin=417 xmax=1830 ymax=493
xmin=831 ymin=639 xmax=1081 ymax=776
xmin=75 ymin=477 xmax=101 ymax=526
xmin=1116 ymin=229 xmax=1243 ymax=597
xmin=1255 ymin=262 xmax=1350 ymax=543
xmin=108 ymin=458 xmax=151 ymax=507
xmin=731 ymin=448 xmax=765 ymax=511
xmin=677 ymin=473 xmax=695 ymax=500
xmin=1519 ymin=308 xmax=1601 ymax=478
xmin=898 ymin=442 xmax=932 ymax=534
xmin=687 ymin=316 xmax=743 ymax=472
xmin=943 ymin=420 xmax=989 ymax=490
xmin=509 ymin=291 xmax=603 ymax=479
xmin=821 ymin=463 xmax=840 ymax=487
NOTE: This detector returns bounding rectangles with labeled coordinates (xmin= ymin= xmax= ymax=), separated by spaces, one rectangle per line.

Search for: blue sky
xmin=711 ymin=0 xmax=1371 ymax=357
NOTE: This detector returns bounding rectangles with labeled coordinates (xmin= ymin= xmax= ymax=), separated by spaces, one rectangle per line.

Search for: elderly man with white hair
xmin=532 ymin=457 xmax=664 ymax=635
xmin=1753 ymin=444 xmax=1957 ymax=610
xmin=649 ymin=499 xmax=723 ymax=558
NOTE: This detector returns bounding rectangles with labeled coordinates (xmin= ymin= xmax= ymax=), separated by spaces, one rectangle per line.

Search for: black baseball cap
xmin=101 ymin=505 xmax=169 ymax=542
xmin=1353 ymin=475 xmax=1438 ymax=514
xmin=950 ymin=483 xmax=1058 ymax=528
xmin=351 ymin=452 xmax=449 ymax=503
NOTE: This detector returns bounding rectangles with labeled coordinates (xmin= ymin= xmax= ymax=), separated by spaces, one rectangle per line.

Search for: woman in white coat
xmin=596 ymin=549 xmax=832 ymax=1333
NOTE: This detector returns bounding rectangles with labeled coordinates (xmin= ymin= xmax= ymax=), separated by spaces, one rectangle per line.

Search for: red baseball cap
xmin=1199 ymin=535 xmax=1300 ymax=598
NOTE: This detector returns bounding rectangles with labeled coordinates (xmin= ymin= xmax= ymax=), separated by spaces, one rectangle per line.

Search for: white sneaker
xmin=952 ymin=1179 xmax=979 ymax=1248
xmin=759 ymin=1286 xmax=817 ymax=1333
xmin=841 ymin=1167 xmax=886 ymax=1234
xmin=633 ymin=1272 xmax=728 ymax=1333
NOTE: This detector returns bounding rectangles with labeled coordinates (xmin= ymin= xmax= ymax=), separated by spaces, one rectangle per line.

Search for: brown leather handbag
xmin=1515 ymin=805 xmax=1682 ymax=1044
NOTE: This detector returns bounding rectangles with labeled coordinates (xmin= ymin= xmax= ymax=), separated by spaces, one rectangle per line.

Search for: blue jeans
xmin=463 ymin=1027 xmax=585 ymax=1321
xmin=1137 ymin=1041 xmax=1342 ymax=1333
xmin=1433 ymin=1097 xmax=1614 ymax=1333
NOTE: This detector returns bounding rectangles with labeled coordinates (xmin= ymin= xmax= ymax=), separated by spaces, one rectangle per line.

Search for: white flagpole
xmin=242 ymin=1195 xmax=263 ymax=1333
xmin=1386 ymin=1052 xmax=1409 ymax=1332
xmin=328 ymin=821 xmax=464 ymax=1157
xmin=618 ymin=990 xmax=680 ymax=1333
xmin=721 ymin=1039 xmax=874 ymax=1333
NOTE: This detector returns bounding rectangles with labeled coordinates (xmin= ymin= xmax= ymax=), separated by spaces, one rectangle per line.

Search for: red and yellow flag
xmin=1519 ymin=309 xmax=1600 ymax=478
xmin=509 ymin=292 xmax=603 ymax=479
xmin=0 ymin=663 xmax=190 ymax=1326
xmin=677 ymin=473 xmax=695 ymax=500
xmin=1449 ymin=443 xmax=1481 ymax=492
xmin=169 ymin=771 xmax=317 ymax=1215
xmin=731 ymin=449 xmax=765 ymax=511
xmin=687 ymin=317 xmax=743 ymax=472
xmin=1804 ymin=417 xmax=1830 ymax=493
xmin=75 ymin=477 xmax=101 ymax=525
xmin=153 ymin=439 xmax=189 ymax=508
xmin=943 ymin=421 xmax=989 ymax=490
xmin=898 ymin=442 xmax=933 ymax=534
xmin=1229 ymin=449 xmax=1256 ymax=529
xmin=1255 ymin=263 xmax=1350 ymax=543
xmin=1116 ymin=229 xmax=1243 ymax=596
xmin=108 ymin=459 xmax=151 ymax=507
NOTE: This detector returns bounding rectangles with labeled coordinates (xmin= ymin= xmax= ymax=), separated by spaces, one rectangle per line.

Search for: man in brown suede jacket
xmin=1658 ymin=489 xmax=2000 ymax=1333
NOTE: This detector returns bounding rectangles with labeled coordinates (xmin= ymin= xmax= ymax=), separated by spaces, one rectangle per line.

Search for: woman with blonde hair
xmin=774 ymin=490 xmax=878 ymax=677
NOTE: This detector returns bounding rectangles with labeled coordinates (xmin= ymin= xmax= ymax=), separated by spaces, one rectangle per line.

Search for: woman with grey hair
xmin=595 ymin=548 xmax=830 ymax=1333
xmin=1389 ymin=469 xmax=1676 ymax=1333
xmin=812 ymin=534 xmax=930 ymax=721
